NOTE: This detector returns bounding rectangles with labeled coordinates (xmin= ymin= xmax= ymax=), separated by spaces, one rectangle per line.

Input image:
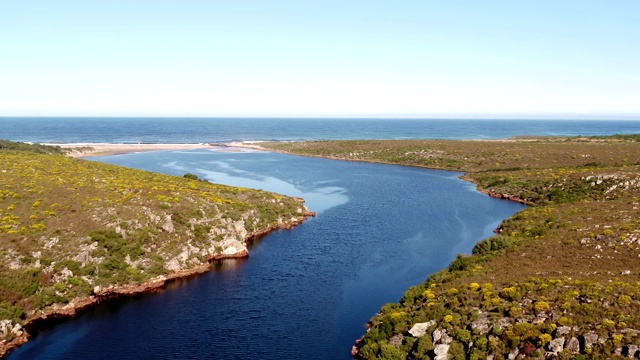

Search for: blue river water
xmin=9 ymin=148 xmax=525 ymax=359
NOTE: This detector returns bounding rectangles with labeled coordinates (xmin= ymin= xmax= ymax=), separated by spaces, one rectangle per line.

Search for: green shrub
xmin=54 ymin=259 xmax=81 ymax=274
xmin=378 ymin=342 xmax=405 ymax=360
xmin=91 ymin=229 xmax=126 ymax=252
xmin=0 ymin=267 xmax=40 ymax=297
xmin=448 ymin=341 xmax=466 ymax=360
xmin=472 ymin=235 xmax=519 ymax=255
xmin=413 ymin=334 xmax=434 ymax=358
xmin=0 ymin=140 xmax=64 ymax=155
xmin=146 ymin=258 xmax=166 ymax=277
xmin=449 ymin=254 xmax=481 ymax=272
xmin=454 ymin=328 xmax=472 ymax=344
xmin=0 ymin=301 xmax=24 ymax=322
xmin=358 ymin=342 xmax=381 ymax=360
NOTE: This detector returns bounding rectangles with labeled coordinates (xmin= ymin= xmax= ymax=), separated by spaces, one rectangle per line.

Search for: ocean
xmin=2 ymin=117 xmax=640 ymax=143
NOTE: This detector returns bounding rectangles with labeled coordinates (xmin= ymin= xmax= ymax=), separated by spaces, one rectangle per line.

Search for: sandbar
xmin=55 ymin=143 xmax=217 ymax=157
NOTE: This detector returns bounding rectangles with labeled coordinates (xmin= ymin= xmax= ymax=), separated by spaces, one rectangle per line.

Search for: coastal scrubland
xmin=0 ymin=141 xmax=311 ymax=355
xmin=263 ymin=136 xmax=640 ymax=359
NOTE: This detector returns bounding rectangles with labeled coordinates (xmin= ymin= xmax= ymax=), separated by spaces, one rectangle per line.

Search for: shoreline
xmin=50 ymin=139 xmax=562 ymax=159
xmin=54 ymin=142 xmax=274 ymax=157
xmin=54 ymin=143 xmax=217 ymax=157
xmin=0 ymin=200 xmax=315 ymax=358
xmin=259 ymin=139 xmax=640 ymax=359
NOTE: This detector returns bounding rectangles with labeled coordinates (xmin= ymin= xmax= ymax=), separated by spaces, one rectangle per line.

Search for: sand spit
xmin=54 ymin=143 xmax=216 ymax=157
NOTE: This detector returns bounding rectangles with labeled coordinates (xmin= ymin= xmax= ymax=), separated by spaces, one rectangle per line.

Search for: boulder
xmin=433 ymin=328 xmax=451 ymax=345
xmin=533 ymin=316 xmax=547 ymax=324
xmin=73 ymin=251 xmax=91 ymax=265
xmin=161 ymin=215 xmax=174 ymax=233
xmin=497 ymin=317 xmax=513 ymax=330
xmin=351 ymin=339 xmax=361 ymax=357
xmin=408 ymin=320 xmax=435 ymax=337
xmin=582 ymin=332 xmax=599 ymax=350
xmin=471 ymin=316 xmax=491 ymax=335
xmin=433 ymin=328 xmax=444 ymax=344
xmin=615 ymin=347 xmax=623 ymax=356
xmin=548 ymin=337 xmax=564 ymax=354
xmin=165 ymin=258 xmax=181 ymax=271
xmin=625 ymin=344 xmax=639 ymax=358
xmin=566 ymin=337 xmax=580 ymax=354
xmin=441 ymin=332 xmax=452 ymax=344
xmin=556 ymin=326 xmax=571 ymax=337
xmin=0 ymin=320 xmax=11 ymax=337
xmin=434 ymin=344 xmax=449 ymax=360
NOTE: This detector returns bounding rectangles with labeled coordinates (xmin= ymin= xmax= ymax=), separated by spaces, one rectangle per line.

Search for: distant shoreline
xmin=52 ymin=142 xmax=273 ymax=158
xmin=54 ymin=139 xmax=579 ymax=159
xmin=52 ymin=143 xmax=218 ymax=157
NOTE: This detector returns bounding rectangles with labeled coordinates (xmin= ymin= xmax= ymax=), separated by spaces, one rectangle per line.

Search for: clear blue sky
xmin=1 ymin=0 xmax=639 ymax=118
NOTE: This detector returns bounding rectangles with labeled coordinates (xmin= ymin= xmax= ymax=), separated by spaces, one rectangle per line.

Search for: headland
xmin=0 ymin=141 xmax=314 ymax=357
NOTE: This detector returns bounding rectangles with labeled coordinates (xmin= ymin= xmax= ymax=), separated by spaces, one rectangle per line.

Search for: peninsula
xmin=261 ymin=135 xmax=640 ymax=359
xmin=0 ymin=140 xmax=314 ymax=357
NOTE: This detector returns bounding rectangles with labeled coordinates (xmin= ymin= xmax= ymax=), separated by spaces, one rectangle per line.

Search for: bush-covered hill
xmin=0 ymin=141 xmax=312 ymax=353
xmin=263 ymin=136 xmax=640 ymax=359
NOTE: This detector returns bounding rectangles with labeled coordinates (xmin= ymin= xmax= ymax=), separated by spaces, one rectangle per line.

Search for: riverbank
xmin=0 ymin=141 xmax=315 ymax=358
xmin=261 ymin=136 xmax=640 ymax=359
xmin=0 ymin=210 xmax=314 ymax=358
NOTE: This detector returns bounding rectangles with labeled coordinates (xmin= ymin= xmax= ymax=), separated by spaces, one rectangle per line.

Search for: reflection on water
xmin=163 ymin=156 xmax=349 ymax=214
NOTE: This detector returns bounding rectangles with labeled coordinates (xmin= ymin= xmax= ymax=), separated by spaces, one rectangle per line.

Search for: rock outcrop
xmin=0 ymin=208 xmax=315 ymax=358
xmin=408 ymin=320 xmax=436 ymax=337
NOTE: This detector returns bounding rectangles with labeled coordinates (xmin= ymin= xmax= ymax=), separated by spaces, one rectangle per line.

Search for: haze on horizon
xmin=1 ymin=0 xmax=639 ymax=119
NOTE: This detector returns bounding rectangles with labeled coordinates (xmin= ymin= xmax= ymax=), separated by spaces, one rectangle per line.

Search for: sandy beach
xmin=57 ymin=143 xmax=216 ymax=157
xmin=54 ymin=142 xmax=271 ymax=158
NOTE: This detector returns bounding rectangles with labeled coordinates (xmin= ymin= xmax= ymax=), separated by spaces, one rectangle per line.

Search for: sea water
xmin=2 ymin=117 xmax=640 ymax=143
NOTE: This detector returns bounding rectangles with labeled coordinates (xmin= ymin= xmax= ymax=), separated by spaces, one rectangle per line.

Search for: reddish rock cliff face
xmin=0 ymin=210 xmax=315 ymax=358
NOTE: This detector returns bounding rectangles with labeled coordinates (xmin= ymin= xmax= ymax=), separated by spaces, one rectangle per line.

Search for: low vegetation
xmin=0 ymin=141 xmax=309 ymax=348
xmin=262 ymin=136 xmax=640 ymax=359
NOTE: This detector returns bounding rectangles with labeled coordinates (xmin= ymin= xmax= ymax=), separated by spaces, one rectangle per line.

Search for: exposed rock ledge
xmin=0 ymin=209 xmax=315 ymax=358
xmin=481 ymin=189 xmax=533 ymax=206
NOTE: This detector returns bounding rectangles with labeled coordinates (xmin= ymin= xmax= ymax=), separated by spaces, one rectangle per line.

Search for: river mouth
xmin=8 ymin=150 xmax=525 ymax=360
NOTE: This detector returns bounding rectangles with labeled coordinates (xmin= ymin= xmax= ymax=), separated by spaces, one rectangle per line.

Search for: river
xmin=8 ymin=148 xmax=525 ymax=359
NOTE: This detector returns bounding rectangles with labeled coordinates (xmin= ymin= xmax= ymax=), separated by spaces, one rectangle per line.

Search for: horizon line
xmin=2 ymin=113 xmax=640 ymax=121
